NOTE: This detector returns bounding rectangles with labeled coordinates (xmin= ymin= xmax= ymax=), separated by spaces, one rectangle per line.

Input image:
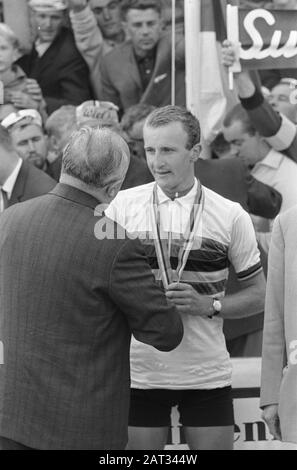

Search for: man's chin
xmin=27 ymin=158 xmax=45 ymax=169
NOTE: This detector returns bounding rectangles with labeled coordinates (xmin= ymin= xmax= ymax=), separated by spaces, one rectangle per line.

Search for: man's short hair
xmin=223 ymin=103 xmax=256 ymax=136
xmin=121 ymin=0 xmax=162 ymax=19
xmin=121 ymin=103 xmax=156 ymax=134
xmin=0 ymin=125 xmax=14 ymax=152
xmin=62 ymin=126 xmax=130 ymax=188
xmin=144 ymin=105 xmax=201 ymax=149
xmin=45 ymin=105 xmax=77 ymax=139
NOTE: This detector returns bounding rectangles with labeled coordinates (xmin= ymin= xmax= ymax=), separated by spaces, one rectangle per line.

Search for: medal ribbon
xmin=150 ymin=180 xmax=204 ymax=289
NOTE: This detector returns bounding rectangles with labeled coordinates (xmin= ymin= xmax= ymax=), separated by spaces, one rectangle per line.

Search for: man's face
xmin=267 ymin=83 xmax=297 ymax=122
xmin=0 ymin=36 xmax=17 ymax=73
xmin=125 ymin=8 xmax=163 ymax=56
xmin=32 ymin=10 xmax=65 ymax=43
xmin=90 ymin=0 xmax=122 ymax=39
xmin=222 ymin=120 xmax=262 ymax=167
xmin=144 ymin=121 xmax=197 ymax=194
xmin=11 ymin=124 xmax=48 ymax=169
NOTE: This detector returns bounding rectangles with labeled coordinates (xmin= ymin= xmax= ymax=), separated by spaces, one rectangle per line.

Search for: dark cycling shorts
xmin=129 ymin=386 xmax=234 ymax=427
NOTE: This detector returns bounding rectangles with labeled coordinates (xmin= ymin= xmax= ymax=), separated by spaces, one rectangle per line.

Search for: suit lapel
xmin=141 ymin=37 xmax=169 ymax=103
xmin=125 ymin=44 xmax=142 ymax=91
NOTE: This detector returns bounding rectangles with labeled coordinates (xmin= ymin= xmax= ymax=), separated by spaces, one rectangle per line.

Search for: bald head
xmin=61 ymin=126 xmax=130 ymax=191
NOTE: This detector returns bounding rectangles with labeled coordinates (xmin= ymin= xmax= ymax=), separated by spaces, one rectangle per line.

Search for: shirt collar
xmin=253 ymin=148 xmax=284 ymax=171
xmin=2 ymin=158 xmax=22 ymax=199
xmin=156 ymin=178 xmax=198 ymax=208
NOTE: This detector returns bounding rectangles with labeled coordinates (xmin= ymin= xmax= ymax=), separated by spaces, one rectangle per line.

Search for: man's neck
xmin=106 ymin=29 xmax=125 ymax=45
xmin=59 ymin=174 xmax=110 ymax=203
xmin=133 ymin=46 xmax=153 ymax=59
xmin=160 ymin=179 xmax=196 ymax=200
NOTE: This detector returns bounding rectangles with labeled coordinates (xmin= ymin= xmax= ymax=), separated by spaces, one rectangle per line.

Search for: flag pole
xmin=184 ymin=0 xmax=201 ymax=119
xmin=171 ymin=0 xmax=176 ymax=105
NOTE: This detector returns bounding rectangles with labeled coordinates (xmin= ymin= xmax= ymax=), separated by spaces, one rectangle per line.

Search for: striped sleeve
xmin=228 ymin=208 xmax=262 ymax=282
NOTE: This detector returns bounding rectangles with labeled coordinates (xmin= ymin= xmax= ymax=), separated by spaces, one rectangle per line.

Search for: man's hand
xmin=262 ymin=404 xmax=282 ymax=441
xmin=166 ymin=282 xmax=213 ymax=317
xmin=25 ymin=79 xmax=43 ymax=102
xmin=67 ymin=0 xmax=88 ymax=12
xmin=221 ymin=39 xmax=238 ymax=69
xmin=5 ymin=90 xmax=39 ymax=109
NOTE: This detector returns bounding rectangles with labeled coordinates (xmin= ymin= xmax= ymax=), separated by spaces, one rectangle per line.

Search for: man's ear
xmin=190 ymin=143 xmax=201 ymax=162
xmin=106 ymin=179 xmax=123 ymax=201
xmin=48 ymin=135 xmax=59 ymax=153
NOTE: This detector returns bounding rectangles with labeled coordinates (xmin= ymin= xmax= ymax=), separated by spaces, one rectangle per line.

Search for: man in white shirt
xmin=0 ymin=125 xmax=55 ymax=212
xmin=222 ymin=103 xmax=297 ymax=253
xmin=105 ymin=105 xmax=266 ymax=450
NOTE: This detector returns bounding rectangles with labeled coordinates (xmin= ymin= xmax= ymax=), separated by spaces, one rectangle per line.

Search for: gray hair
xmin=61 ymin=126 xmax=130 ymax=188
xmin=45 ymin=105 xmax=77 ymax=139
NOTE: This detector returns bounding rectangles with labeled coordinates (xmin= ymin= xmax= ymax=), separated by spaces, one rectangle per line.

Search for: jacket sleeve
xmin=109 ymin=237 xmax=184 ymax=352
xmin=240 ymin=89 xmax=297 ymax=163
xmin=98 ymin=55 xmax=121 ymax=108
xmin=260 ymin=215 xmax=286 ymax=408
xmin=246 ymin=173 xmax=282 ymax=219
xmin=69 ymin=6 xmax=111 ymax=98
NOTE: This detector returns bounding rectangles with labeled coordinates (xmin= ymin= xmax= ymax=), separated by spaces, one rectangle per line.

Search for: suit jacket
xmin=260 ymin=207 xmax=297 ymax=444
xmin=17 ymin=27 xmax=93 ymax=115
xmin=0 ymin=183 xmax=183 ymax=449
xmin=195 ymin=157 xmax=282 ymax=341
xmin=9 ymin=161 xmax=56 ymax=206
xmin=99 ymin=34 xmax=186 ymax=112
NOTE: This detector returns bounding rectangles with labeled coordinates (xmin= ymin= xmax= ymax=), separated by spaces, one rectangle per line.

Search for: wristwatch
xmin=208 ymin=298 xmax=222 ymax=319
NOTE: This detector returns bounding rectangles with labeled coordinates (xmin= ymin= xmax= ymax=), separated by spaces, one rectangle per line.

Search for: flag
xmin=185 ymin=0 xmax=238 ymax=144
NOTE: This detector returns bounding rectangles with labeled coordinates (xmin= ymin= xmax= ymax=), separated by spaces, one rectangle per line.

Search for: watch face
xmin=213 ymin=300 xmax=222 ymax=313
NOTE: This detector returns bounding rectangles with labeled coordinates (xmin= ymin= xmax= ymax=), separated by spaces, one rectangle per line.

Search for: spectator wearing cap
xmin=0 ymin=23 xmax=45 ymax=115
xmin=2 ymin=109 xmax=49 ymax=171
xmin=98 ymin=0 xmax=185 ymax=113
xmin=17 ymin=0 xmax=93 ymax=115
xmin=0 ymin=124 xmax=55 ymax=213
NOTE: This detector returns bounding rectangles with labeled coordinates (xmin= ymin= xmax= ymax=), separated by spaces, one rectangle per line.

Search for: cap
xmin=28 ymin=0 xmax=67 ymax=12
xmin=1 ymin=109 xmax=43 ymax=130
xmin=76 ymin=100 xmax=119 ymax=129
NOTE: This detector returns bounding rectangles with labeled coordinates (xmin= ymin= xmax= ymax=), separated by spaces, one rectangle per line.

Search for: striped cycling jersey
xmin=106 ymin=180 xmax=262 ymax=389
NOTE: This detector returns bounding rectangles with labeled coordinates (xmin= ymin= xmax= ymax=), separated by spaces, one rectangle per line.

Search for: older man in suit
xmin=98 ymin=0 xmax=185 ymax=113
xmin=0 ymin=125 xmax=55 ymax=212
xmin=0 ymin=126 xmax=183 ymax=450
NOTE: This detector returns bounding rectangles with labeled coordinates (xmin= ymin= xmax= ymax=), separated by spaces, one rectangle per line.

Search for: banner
xmin=227 ymin=6 xmax=297 ymax=71
xmin=185 ymin=0 xmax=238 ymax=144
xmin=164 ymin=358 xmax=297 ymax=450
